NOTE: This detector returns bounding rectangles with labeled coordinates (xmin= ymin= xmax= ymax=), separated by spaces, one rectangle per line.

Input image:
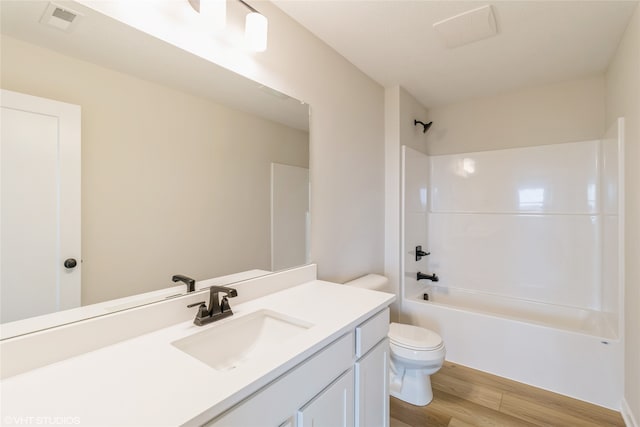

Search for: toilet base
xmin=389 ymin=367 xmax=434 ymax=406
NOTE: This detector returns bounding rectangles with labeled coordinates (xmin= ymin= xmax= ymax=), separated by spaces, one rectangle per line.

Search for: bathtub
xmin=419 ymin=285 xmax=617 ymax=339
xmin=401 ymin=286 xmax=623 ymax=409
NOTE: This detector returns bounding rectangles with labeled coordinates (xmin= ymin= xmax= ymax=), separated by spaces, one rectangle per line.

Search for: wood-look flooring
xmin=390 ymin=362 xmax=625 ymax=427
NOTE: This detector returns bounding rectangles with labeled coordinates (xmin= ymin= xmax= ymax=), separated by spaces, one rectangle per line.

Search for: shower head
xmin=414 ymin=120 xmax=433 ymax=133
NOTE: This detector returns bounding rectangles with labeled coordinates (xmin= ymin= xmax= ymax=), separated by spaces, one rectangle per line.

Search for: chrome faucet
xmin=172 ymin=274 xmax=196 ymax=293
xmin=187 ymin=286 xmax=238 ymax=326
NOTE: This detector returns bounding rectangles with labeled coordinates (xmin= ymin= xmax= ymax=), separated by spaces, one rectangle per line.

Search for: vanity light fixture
xmin=238 ymin=0 xmax=268 ymax=52
xmin=188 ymin=0 xmax=268 ymax=52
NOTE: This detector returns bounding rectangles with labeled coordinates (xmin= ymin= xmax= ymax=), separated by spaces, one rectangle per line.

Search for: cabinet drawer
xmin=355 ymin=308 xmax=389 ymax=358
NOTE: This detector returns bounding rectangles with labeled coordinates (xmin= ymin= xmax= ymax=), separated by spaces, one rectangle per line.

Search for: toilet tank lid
xmin=389 ymin=322 xmax=443 ymax=350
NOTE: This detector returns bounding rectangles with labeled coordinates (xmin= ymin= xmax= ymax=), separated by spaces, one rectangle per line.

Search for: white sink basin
xmin=172 ymin=309 xmax=313 ymax=371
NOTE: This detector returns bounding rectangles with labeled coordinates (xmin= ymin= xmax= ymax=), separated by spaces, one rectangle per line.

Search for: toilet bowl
xmin=344 ymin=274 xmax=446 ymax=407
xmin=388 ymin=322 xmax=445 ymax=406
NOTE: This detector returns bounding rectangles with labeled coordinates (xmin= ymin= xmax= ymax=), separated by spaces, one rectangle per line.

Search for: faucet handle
xmin=187 ymin=301 xmax=209 ymax=319
xmin=415 ymin=245 xmax=431 ymax=261
xmin=220 ymin=296 xmax=231 ymax=313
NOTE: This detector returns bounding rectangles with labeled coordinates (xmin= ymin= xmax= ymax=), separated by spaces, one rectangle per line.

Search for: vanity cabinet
xmin=206 ymin=307 xmax=390 ymax=427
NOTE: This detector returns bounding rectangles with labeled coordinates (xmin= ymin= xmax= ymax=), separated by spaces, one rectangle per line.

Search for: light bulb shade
xmin=245 ymin=12 xmax=268 ymax=52
xmin=199 ymin=0 xmax=226 ymax=31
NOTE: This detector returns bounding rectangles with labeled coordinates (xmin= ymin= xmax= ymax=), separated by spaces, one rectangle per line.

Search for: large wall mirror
xmin=0 ymin=1 xmax=310 ymax=339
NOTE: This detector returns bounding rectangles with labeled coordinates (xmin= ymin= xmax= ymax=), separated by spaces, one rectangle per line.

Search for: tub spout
xmin=417 ymin=272 xmax=438 ymax=282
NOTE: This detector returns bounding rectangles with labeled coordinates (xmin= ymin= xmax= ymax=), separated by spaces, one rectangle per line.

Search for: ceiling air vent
xmin=39 ymin=2 xmax=82 ymax=32
xmin=433 ymin=5 xmax=498 ymax=49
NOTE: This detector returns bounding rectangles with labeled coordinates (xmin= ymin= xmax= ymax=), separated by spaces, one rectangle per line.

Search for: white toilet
xmin=344 ymin=274 xmax=446 ymax=406
xmin=388 ymin=321 xmax=446 ymax=405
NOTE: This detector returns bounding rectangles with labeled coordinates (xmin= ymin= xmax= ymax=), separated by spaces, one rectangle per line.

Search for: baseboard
xmin=622 ymin=398 xmax=639 ymax=427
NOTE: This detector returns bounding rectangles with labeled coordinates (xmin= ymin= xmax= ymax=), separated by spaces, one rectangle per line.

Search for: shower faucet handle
xmin=416 ymin=245 xmax=431 ymax=261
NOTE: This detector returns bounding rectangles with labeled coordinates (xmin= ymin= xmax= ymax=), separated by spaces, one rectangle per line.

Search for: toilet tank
xmin=344 ymin=274 xmax=391 ymax=293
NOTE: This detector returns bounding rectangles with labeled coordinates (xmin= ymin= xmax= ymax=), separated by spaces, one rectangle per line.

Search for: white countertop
xmin=0 ymin=281 xmax=394 ymax=426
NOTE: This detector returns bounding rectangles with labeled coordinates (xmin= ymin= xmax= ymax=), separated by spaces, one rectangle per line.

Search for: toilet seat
xmin=389 ymin=322 xmax=443 ymax=351
xmin=390 ymin=340 xmax=445 ymax=363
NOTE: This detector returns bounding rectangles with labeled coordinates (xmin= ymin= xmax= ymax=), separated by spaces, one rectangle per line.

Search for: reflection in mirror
xmin=0 ymin=1 xmax=310 ymax=339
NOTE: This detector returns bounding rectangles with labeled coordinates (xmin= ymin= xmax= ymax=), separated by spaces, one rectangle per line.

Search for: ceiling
xmin=273 ymin=0 xmax=639 ymax=108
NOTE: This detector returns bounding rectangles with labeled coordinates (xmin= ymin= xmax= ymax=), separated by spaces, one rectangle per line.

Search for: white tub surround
xmin=0 ymin=272 xmax=394 ymax=426
xmin=421 ymin=139 xmax=620 ymax=318
xmin=400 ymin=126 xmax=624 ymax=409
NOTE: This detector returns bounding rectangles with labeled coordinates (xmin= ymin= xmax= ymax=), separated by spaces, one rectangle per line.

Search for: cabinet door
xmin=298 ymin=369 xmax=354 ymax=427
xmin=355 ymin=338 xmax=389 ymax=427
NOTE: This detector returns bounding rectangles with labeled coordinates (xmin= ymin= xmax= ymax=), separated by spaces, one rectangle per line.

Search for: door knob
xmin=64 ymin=258 xmax=77 ymax=269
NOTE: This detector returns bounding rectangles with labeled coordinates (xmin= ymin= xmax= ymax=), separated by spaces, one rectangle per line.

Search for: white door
xmin=271 ymin=163 xmax=310 ymax=271
xmin=1 ymin=89 xmax=81 ymax=323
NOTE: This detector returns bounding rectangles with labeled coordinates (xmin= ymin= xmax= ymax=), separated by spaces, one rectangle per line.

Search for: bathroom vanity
xmin=207 ymin=306 xmax=390 ymax=427
xmin=0 ymin=266 xmax=394 ymax=426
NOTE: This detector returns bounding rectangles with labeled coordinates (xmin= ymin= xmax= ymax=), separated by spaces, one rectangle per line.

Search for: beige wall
xmin=606 ymin=4 xmax=640 ymax=423
xmin=424 ymin=76 xmax=606 ymax=155
xmin=1 ymin=36 xmax=309 ymax=304
xmin=399 ymin=88 xmax=430 ymax=155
